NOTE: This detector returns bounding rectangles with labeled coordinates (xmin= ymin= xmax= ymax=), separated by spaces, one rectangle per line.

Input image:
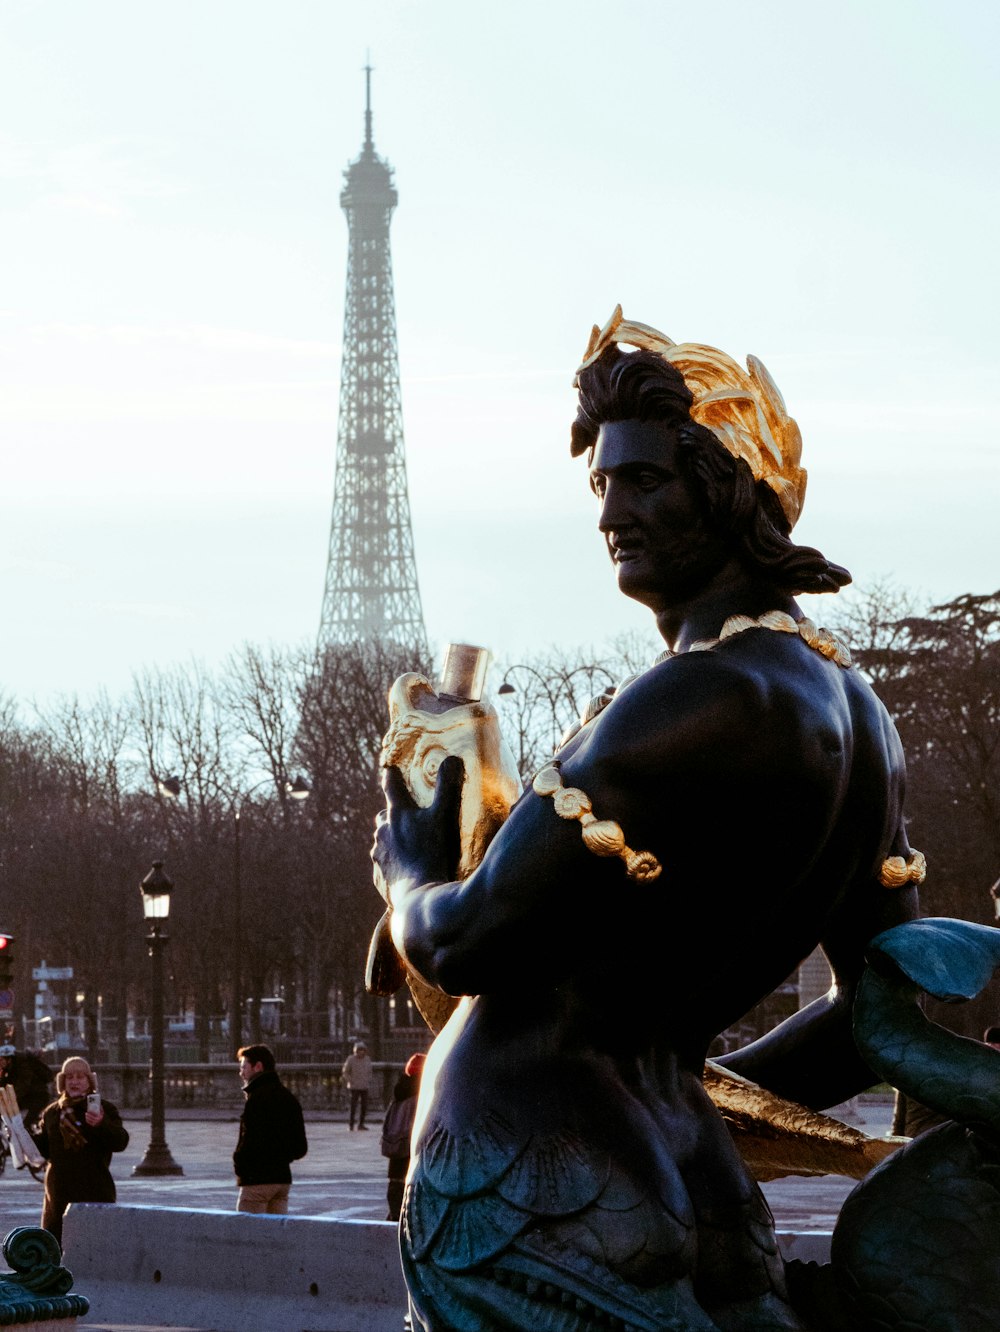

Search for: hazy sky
xmin=1 ymin=0 xmax=997 ymax=705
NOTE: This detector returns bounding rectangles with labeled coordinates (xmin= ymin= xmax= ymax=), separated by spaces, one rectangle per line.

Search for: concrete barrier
xmin=61 ymin=1203 xmax=833 ymax=1332
xmin=62 ymin=1204 xmax=407 ymax=1332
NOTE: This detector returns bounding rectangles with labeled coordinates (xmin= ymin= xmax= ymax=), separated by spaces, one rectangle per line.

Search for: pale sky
xmin=1 ymin=0 xmax=997 ymax=705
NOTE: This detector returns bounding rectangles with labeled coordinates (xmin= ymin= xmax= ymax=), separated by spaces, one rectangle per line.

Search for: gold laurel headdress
xmin=574 ymin=305 xmax=807 ymax=528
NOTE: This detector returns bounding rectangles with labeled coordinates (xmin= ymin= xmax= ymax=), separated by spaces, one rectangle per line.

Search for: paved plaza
xmin=0 ymin=1096 xmax=895 ymax=1233
xmin=0 ymin=1098 xmax=895 ymax=1330
xmin=0 ymin=1113 xmax=398 ymax=1235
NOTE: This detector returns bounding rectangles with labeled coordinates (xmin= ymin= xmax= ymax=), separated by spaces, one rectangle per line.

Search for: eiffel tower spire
xmin=318 ymin=64 xmax=429 ymax=654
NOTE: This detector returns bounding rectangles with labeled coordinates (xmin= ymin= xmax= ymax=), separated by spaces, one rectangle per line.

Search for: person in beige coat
xmin=341 ymin=1041 xmax=373 ymax=1130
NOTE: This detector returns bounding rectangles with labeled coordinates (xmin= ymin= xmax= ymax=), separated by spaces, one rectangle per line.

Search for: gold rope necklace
xmin=535 ymin=612 xmax=924 ymax=890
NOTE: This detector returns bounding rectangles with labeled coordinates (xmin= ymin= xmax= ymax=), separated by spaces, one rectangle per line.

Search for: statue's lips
xmin=609 ymin=538 xmax=642 ymax=563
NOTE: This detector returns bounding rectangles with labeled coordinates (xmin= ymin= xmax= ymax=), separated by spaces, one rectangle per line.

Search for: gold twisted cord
xmin=580 ymin=611 xmax=851 ymax=732
xmin=532 ymin=764 xmax=662 ymax=884
xmin=566 ymin=615 xmax=925 ymax=892
xmin=692 ymin=610 xmax=852 ymax=668
xmin=878 ymin=851 xmax=927 ymax=889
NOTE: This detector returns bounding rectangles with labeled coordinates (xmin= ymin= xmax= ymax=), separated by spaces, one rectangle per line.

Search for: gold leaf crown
xmin=574 ymin=305 xmax=807 ymax=528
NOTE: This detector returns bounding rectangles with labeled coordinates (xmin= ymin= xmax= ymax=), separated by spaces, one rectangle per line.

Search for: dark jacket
xmin=33 ymin=1096 xmax=129 ymax=1206
xmin=233 ymin=1069 xmax=307 ymax=1186
xmin=381 ymin=1071 xmax=419 ymax=1162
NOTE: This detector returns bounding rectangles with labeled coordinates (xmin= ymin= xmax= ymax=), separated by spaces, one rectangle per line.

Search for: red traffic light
xmin=0 ymin=937 xmax=11 ymax=950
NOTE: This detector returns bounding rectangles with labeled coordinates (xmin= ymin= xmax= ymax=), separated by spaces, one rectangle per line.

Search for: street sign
xmin=32 ymin=966 xmax=73 ymax=981
xmin=0 ymin=987 xmax=14 ymax=1015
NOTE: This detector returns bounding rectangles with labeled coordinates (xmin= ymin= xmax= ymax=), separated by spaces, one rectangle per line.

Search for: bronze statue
xmin=373 ymin=307 xmax=926 ymax=1331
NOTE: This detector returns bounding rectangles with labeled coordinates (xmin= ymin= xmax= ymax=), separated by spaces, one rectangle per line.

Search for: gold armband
xmin=532 ymin=764 xmax=662 ymax=884
xmin=879 ymin=850 xmax=926 ymax=889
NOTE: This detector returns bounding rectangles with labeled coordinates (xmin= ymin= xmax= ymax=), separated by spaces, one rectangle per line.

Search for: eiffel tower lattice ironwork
xmin=318 ymin=67 xmax=428 ymax=655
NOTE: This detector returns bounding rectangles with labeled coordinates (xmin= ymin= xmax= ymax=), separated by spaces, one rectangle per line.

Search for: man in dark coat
xmin=233 ymin=1043 xmax=307 ymax=1214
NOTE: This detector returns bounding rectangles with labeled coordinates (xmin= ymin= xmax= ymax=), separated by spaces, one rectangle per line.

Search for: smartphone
xmin=86 ymin=1092 xmax=101 ymax=1114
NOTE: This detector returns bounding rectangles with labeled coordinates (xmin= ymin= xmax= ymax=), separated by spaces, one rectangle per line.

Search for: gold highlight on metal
xmin=381 ymin=671 xmax=522 ymax=880
xmin=689 ymin=610 xmax=852 ymax=668
xmin=532 ymin=764 xmax=662 ymax=883
xmin=703 ymin=1061 xmax=903 ymax=1182
xmin=574 ymin=304 xmax=807 ymax=528
xmin=373 ymin=662 xmax=523 ymax=1034
xmin=879 ymin=850 xmax=927 ymax=889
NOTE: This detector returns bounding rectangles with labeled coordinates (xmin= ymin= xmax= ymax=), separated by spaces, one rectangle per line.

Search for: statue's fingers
xmin=381 ymin=764 xmax=417 ymax=813
xmin=433 ymin=755 xmax=465 ymax=821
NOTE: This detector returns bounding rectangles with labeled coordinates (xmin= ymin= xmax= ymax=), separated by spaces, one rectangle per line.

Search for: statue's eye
xmin=590 ymin=474 xmax=606 ymax=499
xmin=636 ymin=469 xmax=665 ymax=490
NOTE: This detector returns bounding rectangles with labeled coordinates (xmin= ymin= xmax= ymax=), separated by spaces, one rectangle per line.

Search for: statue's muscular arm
xmin=376 ymin=652 xmax=764 ymax=995
xmin=378 ymin=649 xmax=832 ymax=998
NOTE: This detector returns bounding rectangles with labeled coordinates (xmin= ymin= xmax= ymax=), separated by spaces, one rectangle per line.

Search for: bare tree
xmin=494 ymin=641 xmax=657 ymax=781
xmin=826 ymin=578 xmax=920 ymax=690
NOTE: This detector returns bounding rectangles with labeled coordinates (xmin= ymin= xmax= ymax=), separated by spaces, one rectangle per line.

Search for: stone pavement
xmin=0 ymin=1097 xmax=895 ymax=1330
xmin=0 ymin=1112 xmax=397 ymax=1237
xmin=0 ymin=1096 xmax=894 ymax=1234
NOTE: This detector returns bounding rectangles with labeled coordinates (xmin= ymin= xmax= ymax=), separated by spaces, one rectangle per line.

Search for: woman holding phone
xmin=33 ymin=1055 xmax=129 ymax=1247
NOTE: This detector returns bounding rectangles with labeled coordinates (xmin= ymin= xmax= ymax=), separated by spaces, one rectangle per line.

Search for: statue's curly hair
xmin=572 ymin=346 xmax=850 ymax=596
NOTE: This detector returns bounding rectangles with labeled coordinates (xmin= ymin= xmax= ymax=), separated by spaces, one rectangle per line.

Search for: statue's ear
xmin=867 ymin=918 xmax=1000 ymax=1003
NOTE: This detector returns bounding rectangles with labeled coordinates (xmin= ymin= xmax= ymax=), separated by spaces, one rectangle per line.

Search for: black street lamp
xmin=132 ymin=860 xmax=183 ymax=1177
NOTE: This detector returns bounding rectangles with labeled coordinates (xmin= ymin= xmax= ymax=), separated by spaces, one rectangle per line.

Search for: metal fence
xmin=86 ymin=1062 xmax=409 ymax=1114
xmin=21 ymin=1016 xmax=433 ymax=1070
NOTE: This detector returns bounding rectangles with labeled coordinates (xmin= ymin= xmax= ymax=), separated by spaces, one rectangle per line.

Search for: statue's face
xmin=589 ymin=418 xmax=729 ymax=610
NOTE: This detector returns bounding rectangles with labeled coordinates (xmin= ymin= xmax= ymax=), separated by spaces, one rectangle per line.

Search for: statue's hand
xmin=372 ymin=755 xmax=465 ymax=903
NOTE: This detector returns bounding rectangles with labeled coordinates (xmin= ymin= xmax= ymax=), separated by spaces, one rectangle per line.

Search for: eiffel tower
xmin=318 ymin=66 xmax=429 ymax=656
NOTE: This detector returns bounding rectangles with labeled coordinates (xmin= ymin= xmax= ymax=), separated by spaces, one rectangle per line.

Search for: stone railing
xmin=89 ymin=1063 xmax=404 ymax=1114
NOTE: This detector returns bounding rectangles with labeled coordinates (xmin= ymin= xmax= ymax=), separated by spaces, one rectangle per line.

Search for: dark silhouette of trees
xmin=832 ymin=587 xmax=1000 ymax=1039
xmin=834 ymin=587 xmax=1000 ymax=924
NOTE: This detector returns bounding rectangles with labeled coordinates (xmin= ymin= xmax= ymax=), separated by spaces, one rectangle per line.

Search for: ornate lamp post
xmin=132 ymin=860 xmax=183 ymax=1177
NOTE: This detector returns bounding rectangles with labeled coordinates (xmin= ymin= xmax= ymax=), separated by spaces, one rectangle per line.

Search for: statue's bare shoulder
xmin=562 ymin=630 xmax=894 ymax=843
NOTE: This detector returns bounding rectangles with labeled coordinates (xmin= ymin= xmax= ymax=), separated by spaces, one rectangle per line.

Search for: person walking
xmin=233 ymin=1044 xmax=307 ymax=1214
xmin=381 ymin=1052 xmax=425 ymax=1221
xmin=341 ymin=1040 xmax=373 ymax=1131
xmin=32 ymin=1056 xmax=129 ymax=1248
